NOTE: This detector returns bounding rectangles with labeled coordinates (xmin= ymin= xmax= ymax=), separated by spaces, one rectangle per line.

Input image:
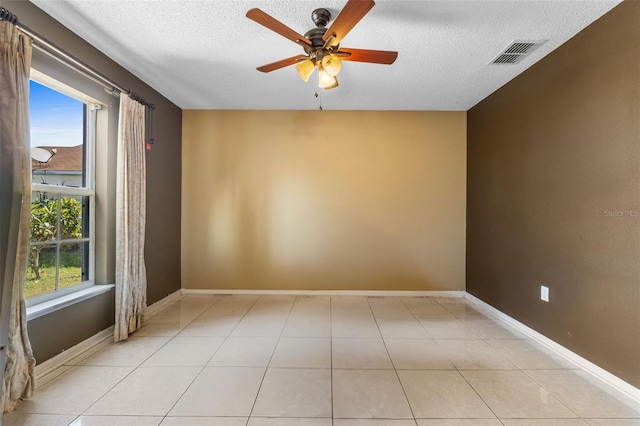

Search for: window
xmin=27 ymin=75 xmax=99 ymax=304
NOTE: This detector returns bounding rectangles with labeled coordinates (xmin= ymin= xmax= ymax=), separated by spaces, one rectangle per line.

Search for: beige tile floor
xmin=4 ymin=294 xmax=640 ymax=426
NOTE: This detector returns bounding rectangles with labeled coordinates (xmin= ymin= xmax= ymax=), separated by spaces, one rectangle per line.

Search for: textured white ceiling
xmin=30 ymin=0 xmax=621 ymax=111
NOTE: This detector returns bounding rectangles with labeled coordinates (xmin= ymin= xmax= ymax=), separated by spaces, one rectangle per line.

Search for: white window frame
xmin=26 ymin=71 xmax=102 ymax=307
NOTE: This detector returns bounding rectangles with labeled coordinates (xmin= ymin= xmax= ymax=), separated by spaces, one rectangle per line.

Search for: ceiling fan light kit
xmin=321 ymin=54 xmax=342 ymax=76
xmin=295 ymin=59 xmax=315 ymax=82
xmin=246 ymin=0 xmax=397 ymax=91
xmin=318 ymin=70 xmax=339 ymax=89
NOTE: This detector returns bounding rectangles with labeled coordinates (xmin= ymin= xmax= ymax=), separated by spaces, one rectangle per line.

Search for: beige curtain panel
xmin=0 ymin=21 xmax=36 ymax=414
xmin=115 ymin=93 xmax=148 ymax=342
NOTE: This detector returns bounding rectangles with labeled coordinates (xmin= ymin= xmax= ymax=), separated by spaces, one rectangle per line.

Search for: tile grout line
xmin=429 ymin=298 xmax=504 ymax=422
xmin=72 ymin=295 xmax=216 ymax=420
xmin=455 ymin=363 xmax=506 ymax=422
xmin=198 ymin=294 xmax=261 ymax=367
xmin=435 ymin=298 xmax=582 ymax=422
xmin=519 ymin=367 xmax=587 ymax=421
xmin=159 ymin=294 xmax=260 ymax=422
xmin=366 ymin=296 xmax=418 ymax=424
xmin=329 ymin=296 xmax=334 ymax=426
xmin=134 ymin=295 xmax=222 ymax=424
xmin=398 ymin=295 xmax=438 ymax=340
xmin=245 ymin=294 xmax=297 ymax=424
xmin=139 ymin=294 xmax=225 ymax=422
xmin=193 ymin=294 xmax=261 ymax=425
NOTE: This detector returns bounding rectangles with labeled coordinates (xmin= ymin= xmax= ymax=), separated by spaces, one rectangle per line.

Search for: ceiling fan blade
xmin=322 ymin=0 xmax=375 ymax=47
xmin=338 ymin=48 xmax=398 ymax=64
xmin=257 ymin=55 xmax=309 ymax=73
xmin=247 ymin=8 xmax=312 ymax=47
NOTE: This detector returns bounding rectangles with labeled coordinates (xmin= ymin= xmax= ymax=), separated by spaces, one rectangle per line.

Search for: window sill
xmin=26 ymin=284 xmax=114 ymax=321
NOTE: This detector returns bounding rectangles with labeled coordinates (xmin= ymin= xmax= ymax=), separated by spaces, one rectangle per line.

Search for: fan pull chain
xmin=315 ymin=90 xmax=323 ymax=111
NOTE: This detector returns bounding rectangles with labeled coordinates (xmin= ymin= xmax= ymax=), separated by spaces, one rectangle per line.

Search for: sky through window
xmin=30 ymin=80 xmax=84 ymax=148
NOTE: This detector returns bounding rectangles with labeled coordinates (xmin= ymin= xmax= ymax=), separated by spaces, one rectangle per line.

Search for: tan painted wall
xmin=182 ymin=110 xmax=466 ymax=291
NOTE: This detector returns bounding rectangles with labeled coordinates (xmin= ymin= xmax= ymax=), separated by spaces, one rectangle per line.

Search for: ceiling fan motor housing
xmin=304 ymin=27 xmax=328 ymax=49
xmin=311 ymin=8 xmax=331 ymax=27
xmin=306 ymin=8 xmax=332 ymax=52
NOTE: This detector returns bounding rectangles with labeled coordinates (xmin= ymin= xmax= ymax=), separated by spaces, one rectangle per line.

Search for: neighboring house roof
xmin=32 ymin=145 xmax=82 ymax=172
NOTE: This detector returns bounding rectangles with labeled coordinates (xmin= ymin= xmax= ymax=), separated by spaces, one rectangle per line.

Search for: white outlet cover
xmin=541 ymin=285 xmax=549 ymax=302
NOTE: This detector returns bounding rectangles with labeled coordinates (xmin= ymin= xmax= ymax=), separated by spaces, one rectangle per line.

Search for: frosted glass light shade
xmin=318 ymin=70 xmax=338 ymax=89
xmin=295 ymin=59 xmax=315 ymax=82
xmin=321 ymin=55 xmax=342 ymax=77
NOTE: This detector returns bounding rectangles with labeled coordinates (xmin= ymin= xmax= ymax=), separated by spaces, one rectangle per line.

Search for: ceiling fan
xmin=246 ymin=0 xmax=398 ymax=90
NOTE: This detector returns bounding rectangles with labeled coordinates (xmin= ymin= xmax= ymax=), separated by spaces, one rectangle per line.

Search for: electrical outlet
xmin=540 ymin=285 xmax=549 ymax=302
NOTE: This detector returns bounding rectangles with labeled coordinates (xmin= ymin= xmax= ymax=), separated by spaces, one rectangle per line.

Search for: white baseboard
xmin=35 ymin=325 xmax=114 ymax=385
xmin=181 ymin=288 xmax=466 ymax=298
xmin=35 ymin=286 xmax=637 ymax=406
xmin=144 ymin=289 xmax=183 ymax=318
xmin=338 ymin=290 xmax=465 ymax=297
xmin=34 ymin=289 xmax=183 ymax=386
xmin=465 ymin=292 xmax=640 ymax=404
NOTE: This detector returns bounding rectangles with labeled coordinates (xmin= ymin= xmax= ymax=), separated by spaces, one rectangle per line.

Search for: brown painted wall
xmin=182 ymin=110 xmax=466 ymax=291
xmin=6 ymin=1 xmax=182 ymax=362
xmin=28 ymin=290 xmax=115 ymax=363
xmin=467 ymin=2 xmax=640 ymax=387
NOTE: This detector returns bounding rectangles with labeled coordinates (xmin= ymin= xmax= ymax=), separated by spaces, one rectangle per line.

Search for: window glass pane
xmin=26 ymin=244 xmax=57 ymax=299
xmin=28 ymin=74 xmax=95 ymax=304
xmin=59 ymin=243 xmax=85 ymax=291
xmin=59 ymin=195 xmax=85 ymax=240
xmin=80 ymin=240 xmax=90 ymax=282
xmin=30 ymin=80 xmax=85 ymax=188
xmin=31 ymin=192 xmax=59 ymax=241
xmin=29 ymin=192 xmax=90 ymax=299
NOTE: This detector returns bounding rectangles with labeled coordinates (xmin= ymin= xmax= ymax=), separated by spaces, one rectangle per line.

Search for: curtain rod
xmin=1 ymin=7 xmax=155 ymax=109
